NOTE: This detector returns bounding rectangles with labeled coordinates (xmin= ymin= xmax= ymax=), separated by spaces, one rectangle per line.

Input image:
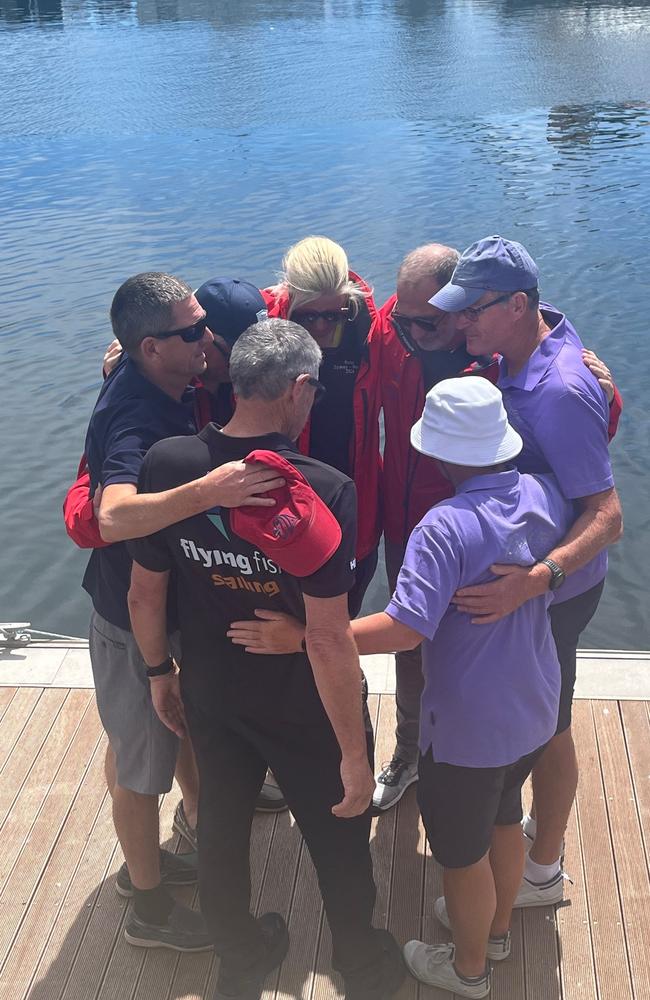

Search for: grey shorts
xmin=89 ymin=611 xmax=180 ymax=795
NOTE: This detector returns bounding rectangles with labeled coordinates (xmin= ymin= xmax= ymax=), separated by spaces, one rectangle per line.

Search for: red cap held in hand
xmin=230 ymin=450 xmax=342 ymax=577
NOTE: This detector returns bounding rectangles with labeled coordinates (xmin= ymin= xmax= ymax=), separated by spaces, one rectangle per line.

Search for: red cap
xmin=230 ymin=450 xmax=342 ymax=577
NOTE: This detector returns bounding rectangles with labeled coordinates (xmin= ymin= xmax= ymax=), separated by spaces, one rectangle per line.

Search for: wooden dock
xmin=0 ymin=680 xmax=649 ymax=1000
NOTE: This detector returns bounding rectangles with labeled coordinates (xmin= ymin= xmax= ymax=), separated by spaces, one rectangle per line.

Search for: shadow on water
xmin=547 ymin=101 xmax=650 ymax=154
xmin=0 ymin=0 xmax=61 ymax=22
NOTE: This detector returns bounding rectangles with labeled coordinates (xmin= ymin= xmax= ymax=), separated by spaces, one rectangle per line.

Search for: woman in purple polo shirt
xmin=353 ymin=378 xmax=574 ymax=999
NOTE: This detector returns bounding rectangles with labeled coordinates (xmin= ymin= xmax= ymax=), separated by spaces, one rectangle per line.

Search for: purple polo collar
xmin=456 ymin=467 xmax=520 ymax=496
xmin=498 ymin=303 xmax=567 ymax=391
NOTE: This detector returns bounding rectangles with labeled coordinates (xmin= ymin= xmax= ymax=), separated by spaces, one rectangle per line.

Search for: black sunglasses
xmin=292 ymin=307 xmax=349 ymax=327
xmin=295 ymin=375 xmax=327 ymax=403
xmin=152 ymin=316 xmax=209 ymax=343
xmin=391 ymin=312 xmax=440 ymax=335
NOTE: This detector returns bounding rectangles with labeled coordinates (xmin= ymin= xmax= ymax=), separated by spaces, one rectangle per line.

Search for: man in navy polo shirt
xmin=429 ymin=236 xmax=623 ymax=908
xmin=84 ymin=272 xmax=284 ymax=952
xmin=353 ymin=377 xmax=574 ymax=997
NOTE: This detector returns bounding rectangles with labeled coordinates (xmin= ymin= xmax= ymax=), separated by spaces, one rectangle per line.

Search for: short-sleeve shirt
xmin=82 ymin=358 xmax=197 ymax=630
xmin=128 ymin=426 xmax=357 ymax=718
xmin=499 ymin=304 xmax=614 ymax=603
xmin=386 ymin=469 xmax=573 ymax=768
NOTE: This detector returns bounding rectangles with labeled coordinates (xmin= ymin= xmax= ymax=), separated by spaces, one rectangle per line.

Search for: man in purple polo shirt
xmin=353 ymin=377 xmax=573 ymax=997
xmin=428 ymin=236 xmax=623 ymax=908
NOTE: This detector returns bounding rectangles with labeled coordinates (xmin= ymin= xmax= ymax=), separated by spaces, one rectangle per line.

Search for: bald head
xmin=397 ymin=243 xmax=459 ymax=288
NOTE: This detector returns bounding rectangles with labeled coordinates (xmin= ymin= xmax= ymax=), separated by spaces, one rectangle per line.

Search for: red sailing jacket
xmin=262 ymin=272 xmax=383 ymax=561
xmin=379 ymin=294 xmax=623 ymax=548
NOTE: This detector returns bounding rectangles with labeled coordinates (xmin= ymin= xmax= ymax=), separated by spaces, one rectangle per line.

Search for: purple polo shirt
xmin=499 ymin=304 xmax=614 ymax=603
xmin=386 ymin=469 xmax=573 ymax=767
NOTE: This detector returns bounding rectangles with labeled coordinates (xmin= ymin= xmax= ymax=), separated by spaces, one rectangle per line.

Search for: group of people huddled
xmin=64 ymin=234 xmax=623 ymax=1000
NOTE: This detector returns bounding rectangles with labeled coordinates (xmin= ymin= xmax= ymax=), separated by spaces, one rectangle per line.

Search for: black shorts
xmin=417 ymin=744 xmax=546 ymax=869
xmin=550 ymin=580 xmax=604 ymax=735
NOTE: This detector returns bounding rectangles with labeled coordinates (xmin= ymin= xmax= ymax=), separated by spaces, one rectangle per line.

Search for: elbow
xmin=611 ymin=510 xmax=624 ymax=545
xmin=305 ymin=625 xmax=353 ymax=660
xmin=98 ymin=509 xmax=120 ymax=544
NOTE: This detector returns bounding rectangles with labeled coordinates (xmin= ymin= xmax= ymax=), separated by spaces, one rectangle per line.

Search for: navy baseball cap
xmin=195 ymin=277 xmax=268 ymax=346
xmin=428 ymin=236 xmax=539 ymax=312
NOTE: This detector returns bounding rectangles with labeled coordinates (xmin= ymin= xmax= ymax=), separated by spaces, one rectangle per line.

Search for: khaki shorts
xmin=89 ymin=611 xmax=180 ymax=795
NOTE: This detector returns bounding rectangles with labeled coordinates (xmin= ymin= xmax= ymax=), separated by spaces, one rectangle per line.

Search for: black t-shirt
xmin=418 ymin=346 xmax=474 ymax=393
xmin=128 ymin=426 xmax=357 ymax=718
xmin=309 ymin=321 xmax=364 ymax=476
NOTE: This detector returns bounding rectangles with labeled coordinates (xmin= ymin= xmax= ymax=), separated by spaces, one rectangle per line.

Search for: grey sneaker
xmin=116 ymin=848 xmax=198 ymax=898
xmin=124 ymin=899 xmax=212 ymax=952
xmin=513 ymin=870 xmax=571 ymax=908
xmin=403 ymin=941 xmax=490 ymax=997
xmin=433 ymin=897 xmax=511 ymax=961
xmin=372 ymin=757 xmax=418 ymax=812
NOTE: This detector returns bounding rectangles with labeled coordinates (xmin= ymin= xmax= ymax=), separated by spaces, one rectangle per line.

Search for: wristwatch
xmin=538 ymin=558 xmax=566 ymax=591
xmin=146 ymin=656 xmax=174 ymax=678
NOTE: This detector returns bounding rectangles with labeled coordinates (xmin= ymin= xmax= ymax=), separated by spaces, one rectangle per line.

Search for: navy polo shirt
xmin=82 ymin=357 xmax=197 ymax=631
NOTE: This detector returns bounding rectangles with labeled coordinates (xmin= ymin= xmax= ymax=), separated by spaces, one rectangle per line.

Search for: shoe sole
xmin=371 ymin=773 xmax=418 ymax=814
xmin=513 ymin=893 xmax=565 ymax=909
xmin=124 ymin=928 xmax=213 ymax=952
xmin=254 ymin=801 xmax=289 ymax=813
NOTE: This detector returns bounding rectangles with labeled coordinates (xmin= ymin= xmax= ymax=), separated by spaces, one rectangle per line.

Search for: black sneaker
xmin=116 ymin=848 xmax=199 ymax=898
xmin=255 ymin=781 xmax=288 ymax=813
xmin=344 ymin=928 xmax=406 ymax=1000
xmin=173 ymin=800 xmax=198 ymax=851
xmin=213 ymin=912 xmax=289 ymax=1000
xmin=124 ymin=899 xmax=213 ymax=952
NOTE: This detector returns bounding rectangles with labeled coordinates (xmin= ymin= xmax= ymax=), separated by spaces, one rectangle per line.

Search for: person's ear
xmin=511 ymin=292 xmax=529 ymax=318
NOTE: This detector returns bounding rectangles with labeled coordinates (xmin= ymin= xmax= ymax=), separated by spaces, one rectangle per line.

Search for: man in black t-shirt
xmin=128 ymin=319 xmax=404 ymax=1000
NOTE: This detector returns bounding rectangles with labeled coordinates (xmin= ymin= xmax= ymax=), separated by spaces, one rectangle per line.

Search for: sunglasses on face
xmin=292 ymin=307 xmax=349 ymax=327
xmin=152 ymin=315 xmax=209 ymax=343
xmin=294 ymin=375 xmax=327 ymax=403
xmin=462 ymin=294 xmax=511 ymax=322
xmin=391 ymin=312 xmax=440 ymax=336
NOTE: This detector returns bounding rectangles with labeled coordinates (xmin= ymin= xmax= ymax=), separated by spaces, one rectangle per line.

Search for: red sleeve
xmin=607 ymin=384 xmax=623 ymax=442
xmin=62 ymin=459 xmax=110 ymax=549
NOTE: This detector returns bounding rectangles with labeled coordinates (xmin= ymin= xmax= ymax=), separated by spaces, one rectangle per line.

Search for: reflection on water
xmin=0 ymin=0 xmax=649 ymax=649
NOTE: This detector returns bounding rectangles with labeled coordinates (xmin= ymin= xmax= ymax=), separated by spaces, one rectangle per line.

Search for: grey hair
xmin=229 ymin=318 xmax=322 ymax=401
xmin=110 ymin=272 xmax=194 ymax=354
xmin=397 ymin=244 xmax=460 ymax=287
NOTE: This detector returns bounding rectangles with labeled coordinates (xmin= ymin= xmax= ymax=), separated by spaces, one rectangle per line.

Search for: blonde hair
xmin=279 ymin=236 xmax=368 ymax=319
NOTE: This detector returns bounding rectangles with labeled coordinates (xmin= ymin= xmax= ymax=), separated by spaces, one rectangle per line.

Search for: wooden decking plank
xmin=420 ymin=826 xmax=451 ymax=1000
xmin=274 ymin=841 xmax=323 ymax=1000
xmin=0 ymin=686 xmax=46 ymax=776
xmin=388 ymin=790 xmax=425 ymax=1000
xmin=1 ymin=728 xmax=107 ymax=999
xmin=593 ymin=701 xmax=650 ymax=999
xmin=0 ymin=686 xmax=18 ymax=724
xmin=0 ymin=690 xmax=96 ymax=966
xmin=521 ymin=908 xmax=561 ymax=1000
xmin=370 ymin=694 xmax=399 ymax=930
xmin=0 ymin=688 xmax=68 ymax=829
xmin=554 ymin=773 xmax=598 ymax=1000
xmin=620 ymin=701 xmax=650 ymax=871
xmin=571 ymin=700 xmax=633 ymax=1000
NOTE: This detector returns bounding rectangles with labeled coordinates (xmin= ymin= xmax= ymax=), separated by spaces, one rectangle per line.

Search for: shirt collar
xmin=498 ymin=303 xmax=567 ymax=392
xmin=122 ymin=357 xmax=195 ymax=410
xmin=455 ymin=467 xmax=520 ymax=496
xmin=199 ymin=424 xmax=298 ymax=459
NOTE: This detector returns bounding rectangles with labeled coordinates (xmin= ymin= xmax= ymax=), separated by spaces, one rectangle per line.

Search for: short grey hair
xmin=110 ymin=272 xmax=194 ymax=354
xmin=397 ymin=244 xmax=460 ymax=287
xmin=229 ymin=318 xmax=322 ymax=401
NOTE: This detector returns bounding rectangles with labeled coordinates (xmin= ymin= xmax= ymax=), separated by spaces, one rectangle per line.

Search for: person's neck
xmin=222 ymin=402 xmax=289 ymax=440
xmin=502 ymin=311 xmax=551 ymax=377
xmin=133 ymin=359 xmax=188 ymax=402
xmin=445 ymin=462 xmax=509 ymax=489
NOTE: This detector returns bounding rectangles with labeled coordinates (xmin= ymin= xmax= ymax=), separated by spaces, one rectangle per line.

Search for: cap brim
xmin=428 ymin=282 xmax=485 ymax=312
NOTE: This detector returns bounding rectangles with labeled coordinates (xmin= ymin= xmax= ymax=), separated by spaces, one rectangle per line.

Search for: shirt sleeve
xmin=300 ymin=481 xmax=358 ymax=599
xmin=385 ymin=524 xmax=461 ymax=640
xmin=125 ymin=447 xmax=173 ymax=573
xmin=100 ymin=403 xmax=162 ymax=488
xmin=532 ymin=387 xmax=614 ymax=499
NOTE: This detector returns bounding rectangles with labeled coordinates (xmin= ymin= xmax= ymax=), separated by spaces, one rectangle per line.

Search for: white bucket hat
xmin=410 ymin=377 xmax=523 ymax=467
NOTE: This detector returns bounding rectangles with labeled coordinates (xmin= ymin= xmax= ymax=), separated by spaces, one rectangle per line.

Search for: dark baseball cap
xmin=230 ymin=450 xmax=342 ymax=577
xmin=428 ymin=235 xmax=539 ymax=312
xmin=195 ymin=277 xmax=268 ymax=347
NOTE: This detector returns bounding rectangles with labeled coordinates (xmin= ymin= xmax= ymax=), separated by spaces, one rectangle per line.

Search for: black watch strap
xmin=539 ymin=557 xmax=566 ymax=591
xmin=146 ymin=657 xmax=174 ymax=678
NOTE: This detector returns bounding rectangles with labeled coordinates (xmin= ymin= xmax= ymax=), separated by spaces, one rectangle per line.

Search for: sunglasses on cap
xmin=292 ymin=306 xmax=349 ymax=327
xmin=152 ymin=315 xmax=209 ymax=343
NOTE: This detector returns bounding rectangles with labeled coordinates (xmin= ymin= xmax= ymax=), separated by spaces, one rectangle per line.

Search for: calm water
xmin=0 ymin=0 xmax=648 ymax=648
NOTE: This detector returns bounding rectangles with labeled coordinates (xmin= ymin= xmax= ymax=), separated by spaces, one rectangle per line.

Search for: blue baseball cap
xmin=428 ymin=236 xmax=539 ymax=312
xmin=195 ymin=277 xmax=268 ymax=346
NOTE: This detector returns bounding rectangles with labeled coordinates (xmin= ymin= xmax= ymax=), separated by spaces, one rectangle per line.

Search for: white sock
xmin=525 ymin=855 xmax=561 ymax=884
xmin=522 ymin=813 xmax=537 ymax=839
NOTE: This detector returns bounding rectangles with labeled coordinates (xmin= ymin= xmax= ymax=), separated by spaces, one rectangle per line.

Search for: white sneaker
xmin=513 ymin=870 xmax=571 ymax=908
xmin=403 ymin=941 xmax=490 ymax=997
xmin=372 ymin=756 xmax=418 ymax=812
xmin=433 ymin=897 xmax=511 ymax=961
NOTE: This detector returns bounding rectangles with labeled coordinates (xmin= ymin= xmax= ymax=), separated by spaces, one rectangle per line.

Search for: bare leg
xmin=174 ymin=736 xmax=199 ymax=830
xmin=489 ymin=824 xmax=525 ymax=935
xmin=530 ymin=728 xmax=577 ymax=865
xmin=443 ymin=852 xmax=494 ymax=978
xmin=105 ymin=744 xmax=161 ymax=890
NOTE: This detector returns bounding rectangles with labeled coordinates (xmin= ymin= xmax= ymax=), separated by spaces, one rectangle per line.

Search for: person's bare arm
xmin=453 ymin=487 xmax=623 ymax=623
xmin=98 ymin=461 xmax=285 ymax=543
xmin=128 ymin=562 xmax=187 ymax=739
xmin=351 ymin=612 xmax=422 ymax=655
xmin=303 ymin=593 xmax=374 ymax=818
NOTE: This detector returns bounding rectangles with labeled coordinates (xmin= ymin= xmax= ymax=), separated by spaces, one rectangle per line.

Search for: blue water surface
xmin=0 ymin=0 xmax=648 ymax=648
